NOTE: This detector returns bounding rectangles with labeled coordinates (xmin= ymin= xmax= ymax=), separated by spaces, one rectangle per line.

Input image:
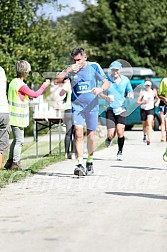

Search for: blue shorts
xmin=72 ymin=110 xmax=98 ymax=131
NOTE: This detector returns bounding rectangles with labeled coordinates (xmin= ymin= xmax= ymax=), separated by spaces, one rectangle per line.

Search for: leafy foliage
xmin=0 ymin=0 xmax=80 ymax=136
xmin=1 ymin=0 xmax=167 ymax=137
xmin=74 ymin=0 xmax=167 ymax=76
xmin=0 ymin=0 xmax=78 ymax=85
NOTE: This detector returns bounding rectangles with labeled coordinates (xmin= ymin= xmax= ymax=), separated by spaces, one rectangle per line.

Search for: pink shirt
xmin=18 ymin=84 xmax=47 ymax=101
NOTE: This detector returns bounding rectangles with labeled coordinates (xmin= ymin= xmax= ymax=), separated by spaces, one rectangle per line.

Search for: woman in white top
xmin=136 ymin=80 xmax=158 ymax=145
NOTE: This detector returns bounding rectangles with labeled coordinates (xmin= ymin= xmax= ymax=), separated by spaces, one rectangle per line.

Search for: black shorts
xmin=159 ymin=105 xmax=167 ymax=114
xmin=140 ymin=108 xmax=155 ymax=121
xmin=106 ymin=109 xmax=126 ymax=129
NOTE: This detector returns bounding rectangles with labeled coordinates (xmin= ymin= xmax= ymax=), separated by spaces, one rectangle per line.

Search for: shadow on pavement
xmin=29 ymin=170 xmax=84 ymax=179
xmin=111 ymin=165 xmax=164 ymax=171
xmin=105 ymin=191 xmax=167 ymax=200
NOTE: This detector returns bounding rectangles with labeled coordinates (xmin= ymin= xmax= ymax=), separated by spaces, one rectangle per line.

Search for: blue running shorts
xmin=72 ymin=110 xmax=98 ymax=131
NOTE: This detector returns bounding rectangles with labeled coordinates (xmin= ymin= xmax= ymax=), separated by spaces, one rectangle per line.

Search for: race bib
xmin=113 ymin=107 xmax=126 ymax=115
xmin=76 ymin=81 xmax=91 ymax=93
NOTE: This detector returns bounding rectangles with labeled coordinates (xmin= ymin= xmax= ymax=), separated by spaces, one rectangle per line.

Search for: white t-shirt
xmin=0 ymin=67 xmax=9 ymax=113
xmin=141 ymin=89 xmax=155 ymax=110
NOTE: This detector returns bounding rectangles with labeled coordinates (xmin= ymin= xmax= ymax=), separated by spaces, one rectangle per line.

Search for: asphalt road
xmin=0 ymin=130 xmax=167 ymax=252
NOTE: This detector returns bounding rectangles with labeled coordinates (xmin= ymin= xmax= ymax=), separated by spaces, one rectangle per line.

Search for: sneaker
xmin=11 ymin=161 xmax=22 ymax=170
xmin=146 ymin=139 xmax=150 ymax=145
xmin=71 ymin=153 xmax=76 ymax=160
xmin=163 ymin=149 xmax=167 ymax=162
xmin=4 ymin=159 xmax=13 ymax=169
xmin=143 ymin=135 xmax=147 ymax=143
xmin=74 ymin=164 xmax=86 ymax=176
xmin=105 ymin=138 xmax=111 ymax=147
xmin=117 ymin=151 xmax=124 ymax=161
xmin=65 ymin=153 xmax=71 ymax=159
xmin=86 ymin=162 xmax=94 ymax=175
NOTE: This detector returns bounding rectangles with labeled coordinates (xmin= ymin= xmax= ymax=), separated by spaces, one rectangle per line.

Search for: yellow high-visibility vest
xmin=8 ymin=78 xmax=29 ymax=127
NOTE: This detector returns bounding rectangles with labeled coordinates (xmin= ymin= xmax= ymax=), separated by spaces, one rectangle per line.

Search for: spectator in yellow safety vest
xmin=4 ymin=60 xmax=50 ymax=170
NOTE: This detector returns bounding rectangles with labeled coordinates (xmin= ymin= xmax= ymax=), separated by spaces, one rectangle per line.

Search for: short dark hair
xmin=71 ymin=47 xmax=86 ymax=57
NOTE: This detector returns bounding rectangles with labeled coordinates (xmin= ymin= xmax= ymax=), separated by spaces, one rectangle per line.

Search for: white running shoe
xmin=117 ymin=151 xmax=124 ymax=161
xmin=71 ymin=153 xmax=76 ymax=160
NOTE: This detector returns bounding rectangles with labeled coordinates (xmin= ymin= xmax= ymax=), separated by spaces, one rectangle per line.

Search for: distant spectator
xmin=0 ymin=67 xmax=9 ymax=170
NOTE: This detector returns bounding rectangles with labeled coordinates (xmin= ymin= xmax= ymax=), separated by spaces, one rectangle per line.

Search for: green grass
xmin=0 ymin=129 xmax=117 ymax=189
xmin=0 ymin=152 xmax=65 ymax=189
xmin=0 ymin=136 xmax=66 ymax=189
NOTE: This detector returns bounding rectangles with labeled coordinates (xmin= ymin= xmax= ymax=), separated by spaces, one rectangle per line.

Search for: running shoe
xmin=65 ymin=153 xmax=69 ymax=159
xmin=163 ymin=149 xmax=167 ymax=162
xmin=4 ymin=159 xmax=13 ymax=169
xmin=117 ymin=151 xmax=124 ymax=161
xmin=105 ymin=138 xmax=111 ymax=147
xmin=86 ymin=162 xmax=94 ymax=175
xmin=143 ymin=135 xmax=147 ymax=143
xmin=74 ymin=164 xmax=86 ymax=176
xmin=10 ymin=161 xmax=22 ymax=170
xmin=65 ymin=153 xmax=75 ymax=159
xmin=146 ymin=139 xmax=150 ymax=145
xmin=71 ymin=153 xmax=76 ymax=160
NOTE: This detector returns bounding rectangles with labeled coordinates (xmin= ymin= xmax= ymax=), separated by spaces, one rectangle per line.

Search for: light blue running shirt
xmin=67 ymin=62 xmax=107 ymax=112
xmin=107 ymin=75 xmax=133 ymax=111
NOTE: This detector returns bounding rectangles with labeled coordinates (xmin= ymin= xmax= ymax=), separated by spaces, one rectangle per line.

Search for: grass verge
xmin=0 ymin=142 xmax=65 ymax=189
xmin=0 ymin=128 xmax=117 ymax=189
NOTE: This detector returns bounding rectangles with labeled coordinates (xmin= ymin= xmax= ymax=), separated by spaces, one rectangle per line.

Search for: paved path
xmin=0 ymin=130 xmax=167 ymax=252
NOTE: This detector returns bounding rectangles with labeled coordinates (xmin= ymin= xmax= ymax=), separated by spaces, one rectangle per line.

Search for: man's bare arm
xmin=54 ymin=66 xmax=73 ymax=84
xmin=93 ymin=78 xmax=110 ymax=95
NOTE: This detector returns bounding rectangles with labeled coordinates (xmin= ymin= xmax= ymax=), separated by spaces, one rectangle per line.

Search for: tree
xmin=72 ymin=0 xmax=167 ymax=76
xmin=0 ymin=0 xmax=80 ymax=136
xmin=0 ymin=0 xmax=79 ymax=84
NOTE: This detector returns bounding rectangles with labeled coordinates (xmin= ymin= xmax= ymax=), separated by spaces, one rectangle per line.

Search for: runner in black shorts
xmin=106 ymin=109 xmax=126 ymax=129
xmin=137 ymin=80 xmax=158 ymax=145
xmin=99 ymin=61 xmax=133 ymax=161
xmin=140 ymin=108 xmax=155 ymax=121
